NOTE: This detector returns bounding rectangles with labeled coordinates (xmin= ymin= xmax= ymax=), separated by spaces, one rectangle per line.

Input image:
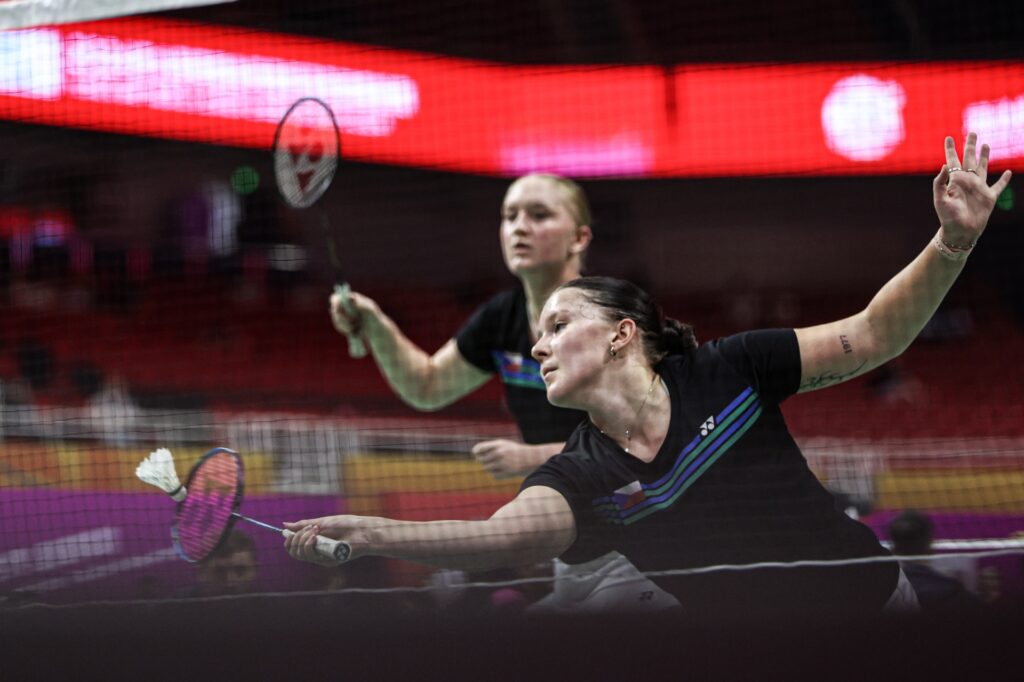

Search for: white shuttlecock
xmin=135 ymin=448 xmax=187 ymax=502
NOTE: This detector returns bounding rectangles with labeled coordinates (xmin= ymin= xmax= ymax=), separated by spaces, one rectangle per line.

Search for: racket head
xmin=272 ymin=97 xmax=340 ymax=209
xmin=171 ymin=447 xmax=245 ymax=563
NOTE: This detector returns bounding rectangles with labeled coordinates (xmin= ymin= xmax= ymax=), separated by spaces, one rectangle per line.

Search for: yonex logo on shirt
xmin=700 ymin=416 xmax=716 ymax=437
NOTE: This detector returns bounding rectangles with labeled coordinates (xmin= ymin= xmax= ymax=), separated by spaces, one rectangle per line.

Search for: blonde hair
xmin=510 ymin=173 xmax=593 ymax=228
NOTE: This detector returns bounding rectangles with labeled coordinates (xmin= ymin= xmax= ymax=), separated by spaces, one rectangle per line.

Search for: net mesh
xmin=1 ymin=0 xmax=1023 ymax=613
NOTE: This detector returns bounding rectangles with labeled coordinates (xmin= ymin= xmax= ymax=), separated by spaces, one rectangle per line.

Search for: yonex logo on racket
xmin=289 ymin=136 xmax=324 ymax=193
xmin=273 ymin=98 xmax=340 ymax=209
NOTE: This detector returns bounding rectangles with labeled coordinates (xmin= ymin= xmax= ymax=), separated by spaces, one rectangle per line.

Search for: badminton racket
xmin=136 ymin=447 xmax=350 ymax=565
xmin=272 ymin=97 xmax=367 ymax=358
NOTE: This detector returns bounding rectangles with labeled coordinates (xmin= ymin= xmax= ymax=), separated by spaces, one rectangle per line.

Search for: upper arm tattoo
xmin=799 ymin=360 xmax=867 ymax=392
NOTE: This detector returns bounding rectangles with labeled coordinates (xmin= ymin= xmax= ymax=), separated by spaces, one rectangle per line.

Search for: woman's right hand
xmin=283 ymin=516 xmax=376 ymax=566
xmin=329 ymin=289 xmax=380 ymax=340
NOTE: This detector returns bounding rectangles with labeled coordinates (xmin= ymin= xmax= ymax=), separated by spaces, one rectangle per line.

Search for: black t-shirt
xmin=456 ymin=287 xmax=587 ymax=444
xmin=522 ymin=329 xmax=898 ymax=617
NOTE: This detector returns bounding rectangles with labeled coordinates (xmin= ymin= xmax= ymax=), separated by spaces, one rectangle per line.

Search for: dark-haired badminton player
xmin=294 ymin=134 xmax=1010 ymax=616
xmin=292 ymin=134 xmax=1010 ymax=616
xmin=330 ymin=173 xmax=678 ymax=611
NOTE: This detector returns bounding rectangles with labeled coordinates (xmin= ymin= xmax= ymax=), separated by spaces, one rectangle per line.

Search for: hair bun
xmin=659 ymin=318 xmax=698 ymax=354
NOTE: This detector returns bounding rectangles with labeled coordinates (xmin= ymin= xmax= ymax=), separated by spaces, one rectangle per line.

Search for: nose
xmin=531 ymin=334 xmax=548 ymax=362
xmin=509 ymin=211 xmax=530 ymax=234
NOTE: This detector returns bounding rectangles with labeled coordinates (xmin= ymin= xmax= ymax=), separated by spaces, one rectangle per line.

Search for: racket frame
xmin=273 ymin=97 xmax=367 ymax=358
xmin=171 ymin=447 xmax=245 ymax=564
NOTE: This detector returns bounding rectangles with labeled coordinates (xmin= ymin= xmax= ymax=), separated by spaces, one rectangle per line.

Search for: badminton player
xmin=330 ymin=173 xmax=677 ymax=611
xmin=290 ymin=134 xmax=1010 ymax=616
xmin=330 ymin=173 xmax=590 ymax=478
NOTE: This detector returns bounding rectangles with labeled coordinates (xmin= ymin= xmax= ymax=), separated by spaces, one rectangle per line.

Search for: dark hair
xmin=560 ymin=276 xmax=697 ymax=361
xmin=211 ymin=529 xmax=257 ymax=560
xmin=888 ymin=509 xmax=934 ymax=556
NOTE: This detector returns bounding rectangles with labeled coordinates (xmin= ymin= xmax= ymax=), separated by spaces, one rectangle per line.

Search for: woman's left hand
xmin=933 ymin=132 xmax=1013 ymax=248
xmin=471 ymin=439 xmax=556 ymax=479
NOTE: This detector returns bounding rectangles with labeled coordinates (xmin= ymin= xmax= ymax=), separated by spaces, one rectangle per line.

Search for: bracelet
xmin=932 ymin=228 xmax=974 ymax=262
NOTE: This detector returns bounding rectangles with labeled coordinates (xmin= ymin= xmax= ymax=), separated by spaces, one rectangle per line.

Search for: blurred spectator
xmin=193 ymin=530 xmax=259 ymax=597
xmin=316 ymin=557 xmax=428 ymax=614
xmin=16 ymin=337 xmax=54 ymax=392
xmin=888 ymin=509 xmax=984 ymax=613
xmin=71 ymin=361 xmax=140 ymax=445
xmin=0 ymin=338 xmax=54 ymax=406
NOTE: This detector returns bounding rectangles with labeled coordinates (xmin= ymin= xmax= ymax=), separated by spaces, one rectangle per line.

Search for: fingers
xmin=284 ymin=523 xmax=325 ymax=564
xmin=471 ymin=441 xmax=510 ymax=478
xmin=979 ymin=143 xmax=991 ymax=178
xmin=283 ymin=518 xmax=317 ymax=530
xmin=944 ymin=136 xmax=960 ymax=169
xmin=963 ymin=131 xmax=978 ymax=170
xmin=471 ymin=440 xmax=507 ymax=462
xmin=473 ymin=450 xmax=502 ymax=472
xmin=991 ymin=169 xmax=1013 ymax=197
xmin=329 ymin=295 xmax=361 ymax=335
xmin=934 ymin=164 xmax=950 ymax=198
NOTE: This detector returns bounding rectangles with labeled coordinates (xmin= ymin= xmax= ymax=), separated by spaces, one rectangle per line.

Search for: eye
xmin=528 ymin=208 xmax=552 ymax=221
xmin=553 ymin=321 xmax=567 ymax=333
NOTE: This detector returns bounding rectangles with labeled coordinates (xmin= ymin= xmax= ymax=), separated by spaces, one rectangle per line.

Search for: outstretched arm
xmin=283 ymin=485 xmax=575 ymax=572
xmin=795 ymin=133 xmax=1012 ymax=393
xmin=330 ymin=290 xmax=491 ymax=410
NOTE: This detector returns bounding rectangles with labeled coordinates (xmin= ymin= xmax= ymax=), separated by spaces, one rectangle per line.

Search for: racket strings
xmin=175 ymin=451 xmax=244 ymax=562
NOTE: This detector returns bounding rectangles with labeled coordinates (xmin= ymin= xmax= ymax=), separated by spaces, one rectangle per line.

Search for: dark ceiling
xmin=169 ymin=0 xmax=1024 ymax=64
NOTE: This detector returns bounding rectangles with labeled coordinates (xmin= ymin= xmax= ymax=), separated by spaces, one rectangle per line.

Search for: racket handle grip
xmin=335 ymin=283 xmax=368 ymax=359
xmin=283 ymin=529 xmax=352 ymax=566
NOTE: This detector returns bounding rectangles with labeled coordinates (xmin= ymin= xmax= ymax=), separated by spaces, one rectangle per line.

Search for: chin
xmin=510 ymin=260 xmax=545 ymax=275
xmin=544 ymin=385 xmax=574 ymax=410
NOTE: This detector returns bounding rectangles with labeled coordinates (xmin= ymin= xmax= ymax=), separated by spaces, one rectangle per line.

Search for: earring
xmin=609 ymin=344 xmax=617 ymax=358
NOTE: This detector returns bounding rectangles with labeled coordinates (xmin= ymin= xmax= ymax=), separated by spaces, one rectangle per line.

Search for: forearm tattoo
xmin=800 ymin=360 xmax=867 ymax=391
xmin=839 ymin=334 xmax=853 ymax=354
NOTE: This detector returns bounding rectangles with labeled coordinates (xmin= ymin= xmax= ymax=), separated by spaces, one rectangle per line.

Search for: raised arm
xmin=283 ymin=485 xmax=576 ymax=572
xmin=330 ymin=290 xmax=491 ymax=410
xmin=794 ymin=133 xmax=1012 ymax=393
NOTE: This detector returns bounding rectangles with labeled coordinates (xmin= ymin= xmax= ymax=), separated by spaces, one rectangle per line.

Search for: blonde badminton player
xmin=330 ymin=173 xmax=591 ymax=478
xmin=290 ymin=134 xmax=1010 ymax=616
xmin=330 ymin=173 xmax=679 ymax=612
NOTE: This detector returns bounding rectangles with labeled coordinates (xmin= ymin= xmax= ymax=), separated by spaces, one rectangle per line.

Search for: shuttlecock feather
xmin=136 ymin=448 xmax=187 ymax=502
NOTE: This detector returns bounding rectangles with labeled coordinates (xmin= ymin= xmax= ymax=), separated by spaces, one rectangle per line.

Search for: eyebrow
xmin=502 ymin=200 xmax=553 ymax=213
xmin=539 ymin=305 xmax=570 ymax=327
